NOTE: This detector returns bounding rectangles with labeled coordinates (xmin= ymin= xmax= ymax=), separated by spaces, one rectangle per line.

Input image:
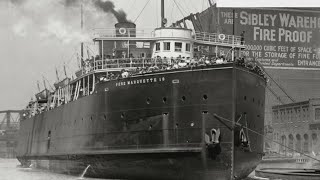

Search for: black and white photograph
xmin=1 ymin=0 xmax=320 ymax=179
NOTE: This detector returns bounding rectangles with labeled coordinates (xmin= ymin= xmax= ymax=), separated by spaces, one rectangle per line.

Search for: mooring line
xmin=210 ymin=113 xmax=320 ymax=163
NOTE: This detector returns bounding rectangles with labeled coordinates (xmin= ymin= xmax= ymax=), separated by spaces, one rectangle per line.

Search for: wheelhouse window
xmin=164 ymin=42 xmax=171 ymax=51
xmin=186 ymin=43 xmax=191 ymax=52
xmin=155 ymin=42 xmax=160 ymax=51
xmin=175 ymin=42 xmax=182 ymax=52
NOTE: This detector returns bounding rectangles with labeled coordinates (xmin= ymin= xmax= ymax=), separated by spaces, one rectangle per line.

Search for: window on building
xmin=175 ymin=42 xmax=182 ymax=52
xmin=294 ymin=108 xmax=298 ymax=121
xmin=315 ymin=108 xmax=320 ymax=120
xmin=186 ymin=43 xmax=191 ymax=52
xmin=164 ymin=42 xmax=171 ymax=51
xmin=155 ymin=42 xmax=160 ymax=51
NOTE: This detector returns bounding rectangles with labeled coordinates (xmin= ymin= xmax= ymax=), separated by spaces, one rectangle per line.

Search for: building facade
xmin=270 ymin=99 xmax=320 ymax=156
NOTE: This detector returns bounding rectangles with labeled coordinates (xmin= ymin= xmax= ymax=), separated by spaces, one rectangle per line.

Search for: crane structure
xmin=0 ymin=110 xmax=23 ymax=158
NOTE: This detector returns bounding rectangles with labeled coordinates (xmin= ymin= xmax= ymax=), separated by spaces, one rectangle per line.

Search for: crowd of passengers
xmin=92 ymin=55 xmax=267 ymax=82
xmin=24 ymin=55 xmax=266 ymax=117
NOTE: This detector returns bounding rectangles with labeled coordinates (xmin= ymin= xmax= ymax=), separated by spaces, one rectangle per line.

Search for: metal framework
xmin=0 ymin=110 xmax=23 ymax=130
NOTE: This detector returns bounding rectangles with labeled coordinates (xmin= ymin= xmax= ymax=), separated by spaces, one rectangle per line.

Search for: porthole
xmin=203 ymin=94 xmax=208 ymax=100
xmin=146 ymin=97 xmax=151 ymax=104
xmin=121 ymin=113 xmax=125 ymax=119
xmin=163 ymin=97 xmax=167 ymax=103
xmin=149 ymin=125 xmax=153 ymax=129
xmin=175 ymin=123 xmax=179 ymax=128
xmin=181 ymin=96 xmax=186 ymax=101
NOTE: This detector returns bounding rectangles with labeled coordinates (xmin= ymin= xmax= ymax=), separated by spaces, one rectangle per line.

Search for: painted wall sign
xmin=218 ymin=8 xmax=320 ymax=69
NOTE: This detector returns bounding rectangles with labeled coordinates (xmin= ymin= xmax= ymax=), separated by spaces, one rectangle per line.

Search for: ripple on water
xmin=1 ymin=158 xmax=270 ymax=180
xmin=0 ymin=159 xmax=109 ymax=180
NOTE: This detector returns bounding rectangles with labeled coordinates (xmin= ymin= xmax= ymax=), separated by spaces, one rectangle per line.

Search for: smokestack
xmin=115 ymin=22 xmax=136 ymax=37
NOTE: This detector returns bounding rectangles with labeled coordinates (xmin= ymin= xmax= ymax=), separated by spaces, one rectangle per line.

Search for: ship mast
xmin=80 ymin=3 xmax=84 ymax=67
xmin=161 ymin=0 xmax=165 ymax=27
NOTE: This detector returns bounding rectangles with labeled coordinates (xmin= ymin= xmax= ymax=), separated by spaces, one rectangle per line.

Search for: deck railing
xmin=194 ymin=31 xmax=243 ymax=45
xmin=92 ymin=58 xmax=169 ymax=70
xmin=93 ymin=28 xmax=155 ymax=38
xmin=93 ymin=28 xmax=244 ymax=46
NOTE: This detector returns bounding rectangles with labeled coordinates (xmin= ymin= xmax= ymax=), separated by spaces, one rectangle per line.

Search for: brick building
xmin=269 ymin=99 xmax=320 ymax=156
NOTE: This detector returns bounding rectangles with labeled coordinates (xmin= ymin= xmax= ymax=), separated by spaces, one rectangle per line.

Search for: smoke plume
xmin=64 ymin=0 xmax=131 ymax=23
xmin=93 ymin=0 xmax=130 ymax=22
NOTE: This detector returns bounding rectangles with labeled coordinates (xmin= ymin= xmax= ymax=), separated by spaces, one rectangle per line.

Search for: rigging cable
xmin=155 ymin=0 xmax=158 ymax=27
xmin=210 ymin=113 xmax=320 ymax=163
xmin=202 ymin=0 xmax=205 ymax=12
xmin=185 ymin=0 xmax=199 ymax=13
xmin=265 ymin=85 xmax=286 ymax=104
xmin=170 ymin=1 xmax=175 ymax=26
xmin=134 ymin=0 xmax=151 ymax=23
xmin=254 ymin=60 xmax=295 ymax=103
xmin=126 ymin=0 xmax=137 ymax=19
xmin=173 ymin=0 xmax=186 ymax=18
xmin=179 ymin=0 xmax=192 ymax=15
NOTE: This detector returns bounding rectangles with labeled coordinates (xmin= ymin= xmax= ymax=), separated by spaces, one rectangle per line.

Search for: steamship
xmin=16 ymin=2 xmax=266 ymax=180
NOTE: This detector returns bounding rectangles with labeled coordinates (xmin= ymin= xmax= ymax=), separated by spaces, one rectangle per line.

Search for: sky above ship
xmin=0 ymin=0 xmax=320 ymax=111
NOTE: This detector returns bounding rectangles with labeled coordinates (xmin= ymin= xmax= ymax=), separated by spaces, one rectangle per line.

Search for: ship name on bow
xmin=116 ymin=77 xmax=166 ymax=87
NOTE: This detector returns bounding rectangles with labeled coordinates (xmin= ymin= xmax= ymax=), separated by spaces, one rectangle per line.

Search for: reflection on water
xmin=0 ymin=158 xmax=271 ymax=180
xmin=0 ymin=158 xmax=109 ymax=180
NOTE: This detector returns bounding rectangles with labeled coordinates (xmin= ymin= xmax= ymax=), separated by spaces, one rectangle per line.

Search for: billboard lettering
xmin=218 ymin=8 xmax=320 ymax=69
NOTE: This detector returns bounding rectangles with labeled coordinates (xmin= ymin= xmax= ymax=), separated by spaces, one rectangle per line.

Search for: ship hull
xmin=18 ymin=149 xmax=261 ymax=180
xmin=17 ymin=64 xmax=266 ymax=180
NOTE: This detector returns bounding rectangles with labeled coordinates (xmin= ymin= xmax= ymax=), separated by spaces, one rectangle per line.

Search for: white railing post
xmin=232 ymin=35 xmax=235 ymax=61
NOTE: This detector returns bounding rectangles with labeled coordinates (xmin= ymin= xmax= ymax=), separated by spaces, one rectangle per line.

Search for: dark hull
xmin=17 ymin=64 xmax=266 ymax=180
xmin=256 ymin=168 xmax=320 ymax=180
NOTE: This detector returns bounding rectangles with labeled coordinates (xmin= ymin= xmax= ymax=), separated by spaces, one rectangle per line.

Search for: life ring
xmin=119 ymin=28 xmax=126 ymax=35
xmin=218 ymin=34 xmax=226 ymax=41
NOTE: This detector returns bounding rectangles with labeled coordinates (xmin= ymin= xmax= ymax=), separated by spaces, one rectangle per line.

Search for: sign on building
xmin=218 ymin=8 xmax=320 ymax=69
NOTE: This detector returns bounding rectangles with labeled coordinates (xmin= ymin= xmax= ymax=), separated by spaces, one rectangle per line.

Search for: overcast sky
xmin=1 ymin=0 xmax=320 ymax=111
